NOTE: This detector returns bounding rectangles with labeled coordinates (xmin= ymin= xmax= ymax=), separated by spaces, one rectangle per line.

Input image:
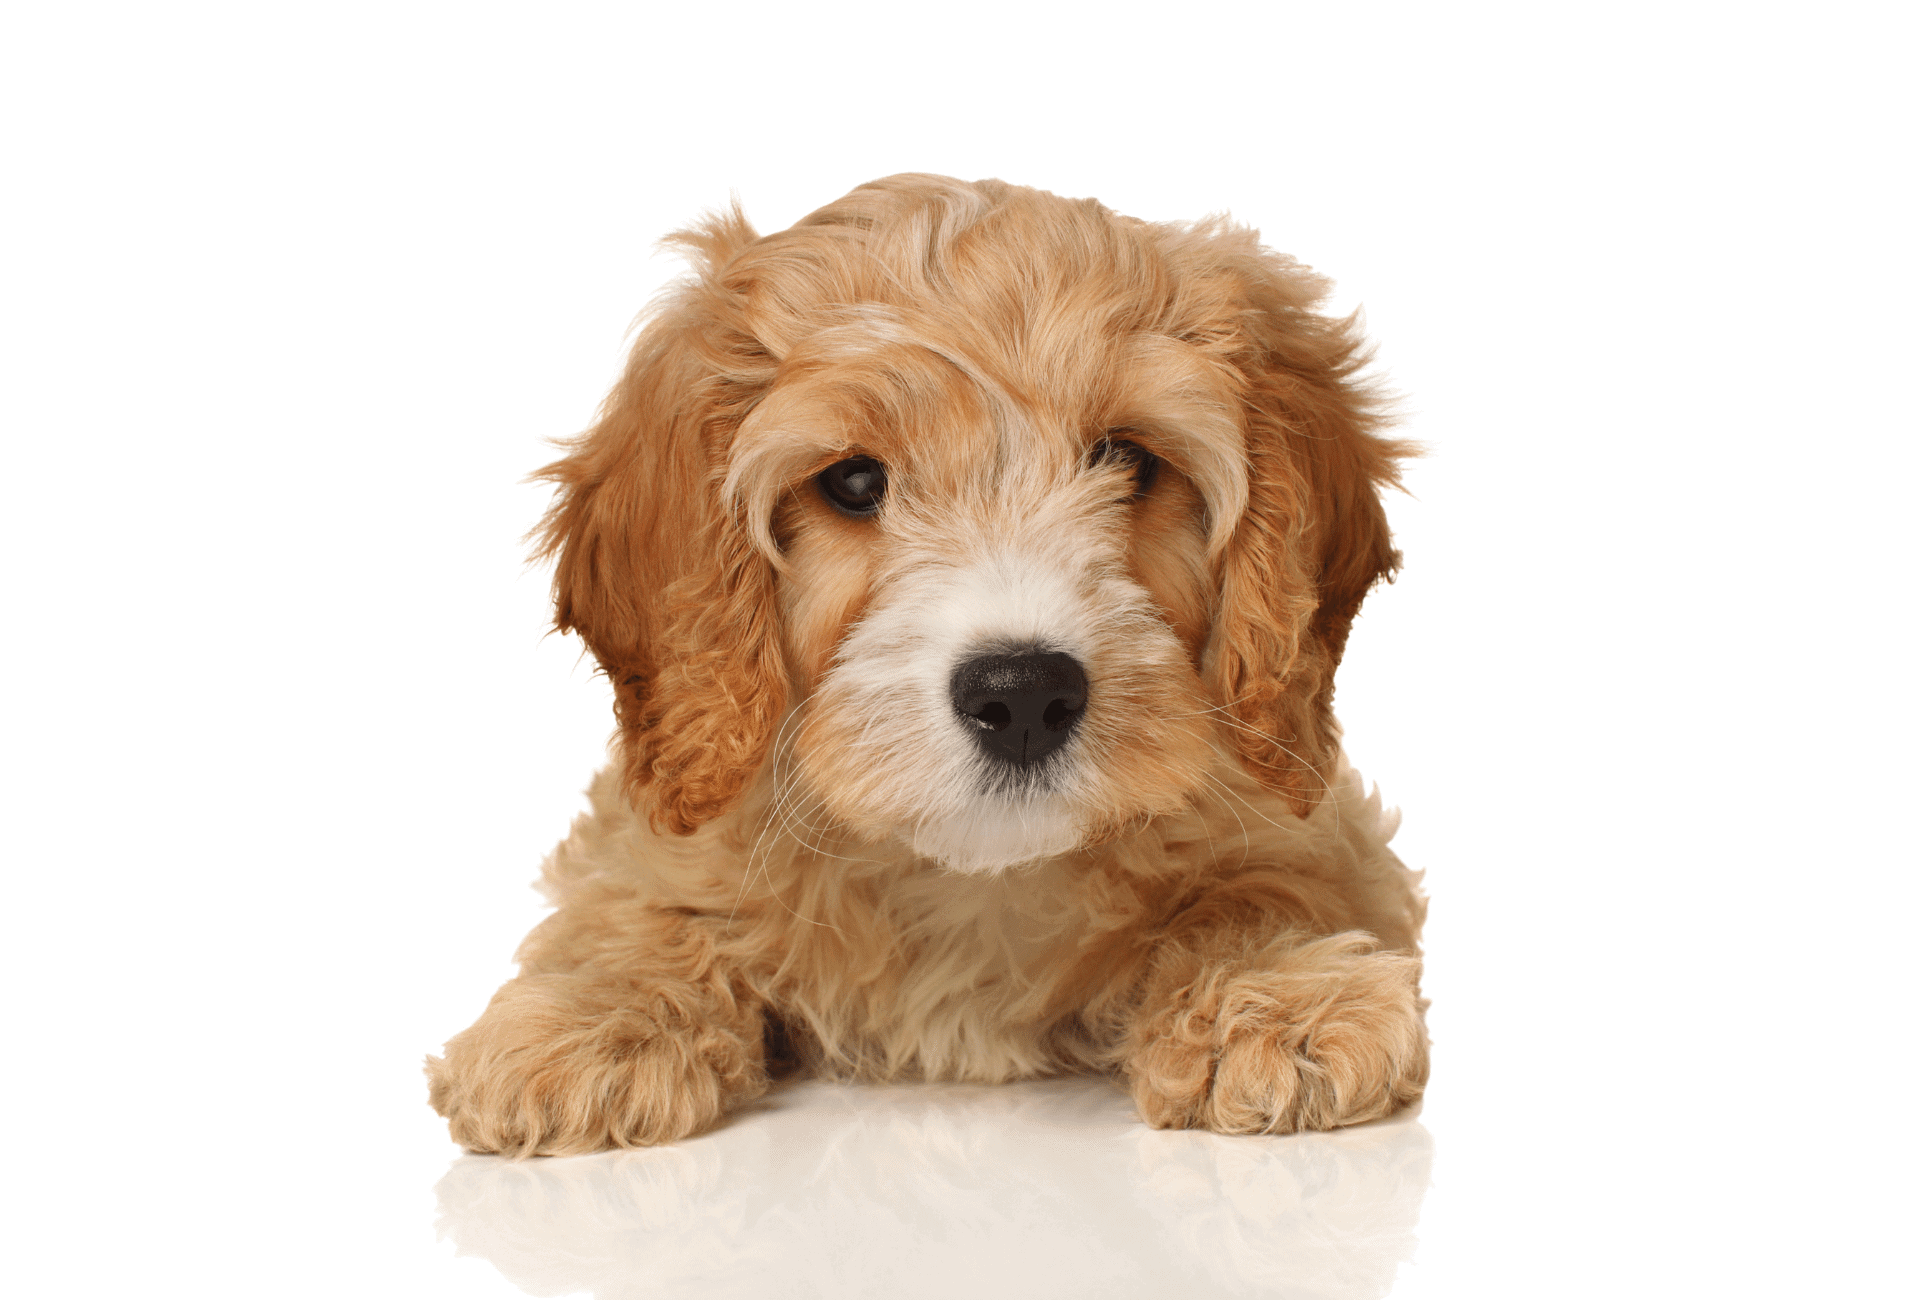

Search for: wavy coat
xmin=429 ymin=175 xmax=1427 ymax=1154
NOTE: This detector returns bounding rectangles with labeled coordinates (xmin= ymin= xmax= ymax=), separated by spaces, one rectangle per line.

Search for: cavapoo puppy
xmin=428 ymin=174 xmax=1428 ymax=1155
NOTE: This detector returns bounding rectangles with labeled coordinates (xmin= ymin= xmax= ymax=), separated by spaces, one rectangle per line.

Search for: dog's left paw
xmin=1126 ymin=932 xmax=1428 ymax=1134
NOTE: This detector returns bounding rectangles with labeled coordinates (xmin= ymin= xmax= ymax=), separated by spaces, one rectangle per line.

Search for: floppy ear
xmin=1202 ymin=247 xmax=1408 ymax=816
xmin=532 ymin=209 xmax=788 ymax=834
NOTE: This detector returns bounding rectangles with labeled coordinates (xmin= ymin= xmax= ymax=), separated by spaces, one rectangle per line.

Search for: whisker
xmin=1202 ymin=768 xmax=1308 ymax=839
xmin=776 ymin=791 xmax=889 ymax=871
xmin=1197 ymin=770 xmax=1253 ymax=869
xmin=737 ymin=721 xmax=877 ymax=932
xmin=1183 ymin=706 xmax=1352 ymax=835
xmin=753 ymin=786 xmax=849 ymax=933
xmin=731 ymin=697 xmax=814 ymax=927
xmin=1163 ymin=690 xmax=1270 ymax=722
xmin=771 ymin=784 xmax=844 ymax=841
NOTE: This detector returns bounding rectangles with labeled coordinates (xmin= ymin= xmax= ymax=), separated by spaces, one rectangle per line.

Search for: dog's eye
xmin=1089 ymin=436 xmax=1160 ymax=498
xmin=817 ymin=456 xmax=888 ymax=517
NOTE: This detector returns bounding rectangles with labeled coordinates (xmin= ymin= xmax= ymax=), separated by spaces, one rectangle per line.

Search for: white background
xmin=4 ymin=2 xmax=1913 ymax=1296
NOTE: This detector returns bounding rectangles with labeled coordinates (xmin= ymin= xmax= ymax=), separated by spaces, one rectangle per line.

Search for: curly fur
xmin=428 ymin=174 xmax=1427 ymax=1155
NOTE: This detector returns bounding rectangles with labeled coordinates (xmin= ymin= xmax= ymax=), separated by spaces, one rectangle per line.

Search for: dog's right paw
xmin=426 ymin=973 xmax=767 ymax=1156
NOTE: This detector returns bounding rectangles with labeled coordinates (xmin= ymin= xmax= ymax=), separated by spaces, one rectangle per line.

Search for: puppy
xmin=428 ymin=174 xmax=1428 ymax=1155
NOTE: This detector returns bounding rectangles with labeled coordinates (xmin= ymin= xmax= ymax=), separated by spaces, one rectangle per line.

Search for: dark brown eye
xmin=1089 ymin=435 xmax=1160 ymax=498
xmin=817 ymin=456 xmax=888 ymax=516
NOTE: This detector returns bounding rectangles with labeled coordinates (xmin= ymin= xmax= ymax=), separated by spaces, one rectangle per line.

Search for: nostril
xmin=975 ymin=702 xmax=1012 ymax=731
xmin=1041 ymin=697 xmax=1081 ymax=731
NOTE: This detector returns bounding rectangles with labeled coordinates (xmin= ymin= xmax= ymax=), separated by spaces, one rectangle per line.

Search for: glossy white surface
xmin=435 ymin=1079 xmax=1429 ymax=1299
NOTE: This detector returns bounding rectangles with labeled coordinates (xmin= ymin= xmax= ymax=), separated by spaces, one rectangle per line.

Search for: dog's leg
xmin=1121 ymin=924 xmax=1428 ymax=1134
xmin=426 ymin=909 xmax=766 ymax=1155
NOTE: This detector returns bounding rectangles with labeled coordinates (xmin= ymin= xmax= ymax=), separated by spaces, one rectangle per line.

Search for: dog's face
xmin=739 ymin=315 xmax=1234 ymax=869
xmin=537 ymin=176 xmax=1404 ymax=871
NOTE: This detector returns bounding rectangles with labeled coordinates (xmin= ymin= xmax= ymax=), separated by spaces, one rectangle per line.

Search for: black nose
xmin=950 ymin=650 xmax=1089 ymax=769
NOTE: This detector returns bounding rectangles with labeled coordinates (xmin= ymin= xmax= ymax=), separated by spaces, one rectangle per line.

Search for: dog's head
xmin=536 ymin=175 xmax=1405 ymax=871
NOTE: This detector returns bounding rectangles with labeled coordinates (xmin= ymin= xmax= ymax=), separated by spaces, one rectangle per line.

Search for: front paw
xmin=426 ymin=973 xmax=766 ymax=1156
xmin=1127 ymin=932 xmax=1428 ymax=1134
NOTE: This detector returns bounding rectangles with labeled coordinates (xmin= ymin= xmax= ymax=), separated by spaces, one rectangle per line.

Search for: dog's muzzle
xmin=950 ymin=649 xmax=1088 ymax=770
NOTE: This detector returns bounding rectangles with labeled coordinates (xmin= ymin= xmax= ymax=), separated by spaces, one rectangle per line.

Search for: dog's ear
xmin=532 ymin=208 xmax=787 ymax=834
xmin=1199 ymin=243 xmax=1409 ymax=816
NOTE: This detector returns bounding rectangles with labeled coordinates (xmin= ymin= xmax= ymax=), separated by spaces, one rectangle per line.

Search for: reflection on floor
xmin=436 ymin=1075 xmax=1430 ymax=1299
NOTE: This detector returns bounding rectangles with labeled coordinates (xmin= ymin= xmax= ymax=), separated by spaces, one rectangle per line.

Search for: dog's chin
xmin=906 ymin=794 xmax=1083 ymax=874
